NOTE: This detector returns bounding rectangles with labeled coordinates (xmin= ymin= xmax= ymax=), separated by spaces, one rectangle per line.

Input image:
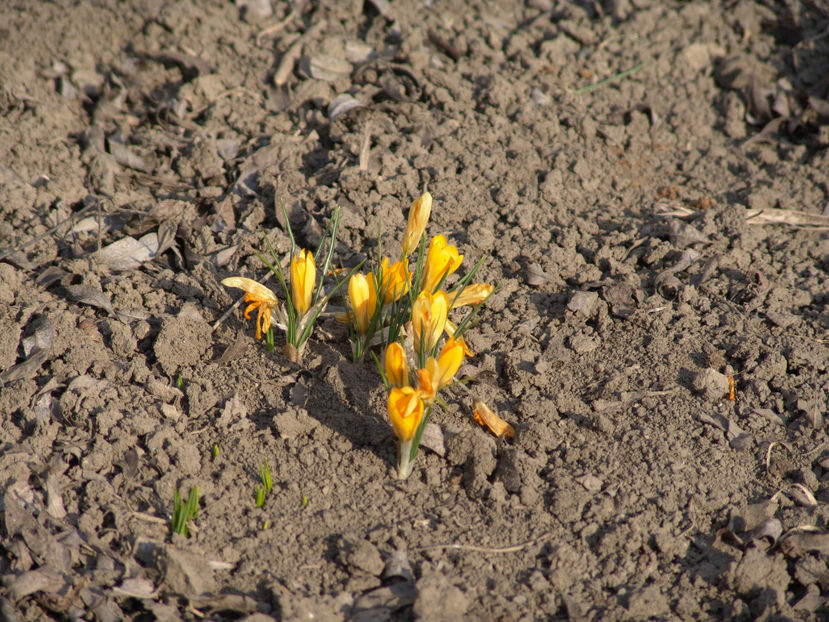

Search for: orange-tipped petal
xmin=222 ymin=277 xmax=279 ymax=340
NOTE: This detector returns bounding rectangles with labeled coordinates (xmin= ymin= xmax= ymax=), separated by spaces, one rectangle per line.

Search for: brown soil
xmin=2 ymin=1 xmax=829 ymax=620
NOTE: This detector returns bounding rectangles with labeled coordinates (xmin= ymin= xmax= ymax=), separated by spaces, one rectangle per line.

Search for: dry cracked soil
xmin=1 ymin=0 xmax=829 ymax=620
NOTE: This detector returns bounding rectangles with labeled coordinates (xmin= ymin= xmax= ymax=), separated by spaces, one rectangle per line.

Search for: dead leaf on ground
xmin=1 ymin=316 xmax=53 ymax=383
xmin=64 ymin=284 xmax=115 ymax=315
xmin=98 ymin=232 xmax=159 ymax=271
xmin=6 ymin=568 xmax=73 ymax=602
xmin=419 ymin=422 xmax=446 ymax=457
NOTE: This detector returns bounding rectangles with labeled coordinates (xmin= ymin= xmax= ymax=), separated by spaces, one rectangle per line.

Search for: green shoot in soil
xmin=171 ymin=486 xmax=199 ymax=537
xmin=256 ymin=459 xmax=273 ymax=507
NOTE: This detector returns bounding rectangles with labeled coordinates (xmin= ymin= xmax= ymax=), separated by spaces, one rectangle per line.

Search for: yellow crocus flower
xmin=384 ymin=342 xmax=409 ymax=388
xmin=388 ymin=387 xmax=424 ymax=442
xmin=450 ymin=283 xmax=493 ymax=308
xmin=400 ymin=192 xmax=432 ymax=257
xmin=411 ymin=290 xmax=449 ymax=355
xmin=348 ymin=272 xmax=377 ymax=334
xmin=420 ymin=235 xmax=463 ymax=294
xmin=379 ymin=257 xmax=410 ymax=304
xmin=290 ymin=249 xmax=315 ymax=316
xmin=416 ymin=337 xmax=464 ymax=403
xmin=221 ymin=277 xmax=279 ymax=340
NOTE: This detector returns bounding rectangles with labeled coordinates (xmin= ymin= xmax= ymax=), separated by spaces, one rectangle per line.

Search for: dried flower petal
xmin=473 ymin=400 xmax=514 ymax=438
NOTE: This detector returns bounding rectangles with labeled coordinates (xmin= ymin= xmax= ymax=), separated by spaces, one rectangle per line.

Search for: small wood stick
xmin=256 ymin=9 xmax=297 ymax=46
xmin=273 ymin=21 xmax=325 ymax=87
xmin=359 ymin=122 xmax=372 ymax=171
xmin=417 ymin=531 xmax=553 ymax=554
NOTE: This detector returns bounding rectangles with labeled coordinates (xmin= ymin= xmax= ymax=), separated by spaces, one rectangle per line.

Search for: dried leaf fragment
xmin=473 ymin=401 xmax=514 ymax=438
xmin=98 ymin=232 xmax=159 ymax=271
xmin=64 ymin=284 xmax=115 ymax=315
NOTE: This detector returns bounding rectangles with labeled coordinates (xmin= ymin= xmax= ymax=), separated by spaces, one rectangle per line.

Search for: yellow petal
xmin=473 ymin=401 xmax=514 ymax=438
xmin=436 ymin=338 xmax=464 ymax=387
xmin=401 ymin=192 xmax=432 ymax=257
xmin=443 ymin=319 xmax=475 ymax=357
xmin=421 ymin=235 xmax=463 ymax=294
xmin=380 ymin=257 xmax=410 ymax=304
xmin=221 ymin=277 xmax=278 ymax=304
xmin=388 ymin=387 xmax=424 ymax=442
xmin=412 ymin=290 xmax=449 ymax=356
xmin=348 ymin=272 xmax=376 ymax=334
xmin=385 ymin=342 xmax=409 ymax=389
xmin=451 ymin=283 xmax=494 ymax=308
xmin=290 ymin=249 xmax=316 ymax=316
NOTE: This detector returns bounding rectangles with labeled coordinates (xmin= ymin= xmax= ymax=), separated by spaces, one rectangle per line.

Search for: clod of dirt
xmin=412 ymin=572 xmax=469 ymax=621
xmin=272 ymin=407 xmax=317 ymax=439
xmin=568 ymin=332 xmax=600 ymax=355
xmin=602 ymin=282 xmax=639 ymax=318
xmin=153 ymin=545 xmax=216 ymax=595
xmin=550 ymin=487 xmax=589 ymax=523
xmin=624 ymin=584 xmax=670 ymax=619
xmin=726 ymin=547 xmax=789 ymax=607
xmin=154 ymin=314 xmax=212 ymax=376
xmin=494 ymin=447 xmax=543 ymax=506
xmin=445 ymin=430 xmax=495 ymax=499
xmin=277 ymin=591 xmax=353 ymax=622
xmin=351 ymin=582 xmax=416 ymax=620
xmin=692 ymin=367 xmax=730 ymax=400
xmin=337 ymin=535 xmax=384 ymax=576
xmin=567 ymin=291 xmax=599 ymax=318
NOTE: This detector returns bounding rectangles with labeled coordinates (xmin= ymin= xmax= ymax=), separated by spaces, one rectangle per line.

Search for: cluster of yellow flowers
xmin=222 ymin=194 xmax=508 ymax=480
xmin=341 ymin=193 xmax=496 ymax=478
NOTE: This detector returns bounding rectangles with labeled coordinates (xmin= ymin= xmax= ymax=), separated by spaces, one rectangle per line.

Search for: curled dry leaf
xmin=473 ymin=400 xmax=515 ymax=439
xmin=112 ymin=578 xmax=157 ymax=599
xmin=789 ymin=483 xmax=817 ymax=507
xmin=668 ymin=220 xmax=708 ymax=248
xmin=383 ymin=550 xmax=414 ymax=583
xmin=751 ymin=517 xmax=783 ymax=546
xmin=64 ymin=284 xmax=115 ymax=315
xmin=525 ymin=262 xmax=550 ymax=286
xmin=780 ymin=531 xmax=829 ymax=556
xmin=22 ymin=315 xmax=53 ymax=356
xmin=329 ymin=94 xmax=365 ymax=122
xmin=2 ymin=316 xmax=53 ymax=383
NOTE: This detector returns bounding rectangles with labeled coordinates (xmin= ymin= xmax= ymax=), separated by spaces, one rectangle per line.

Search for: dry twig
xmin=416 ymin=531 xmax=552 ymax=554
